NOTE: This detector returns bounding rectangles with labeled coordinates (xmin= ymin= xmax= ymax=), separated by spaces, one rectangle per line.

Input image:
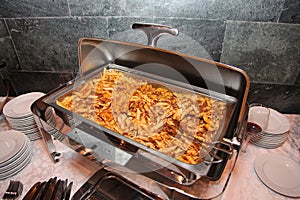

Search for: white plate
xmin=251 ymin=133 xmax=287 ymax=140
xmin=251 ymin=141 xmax=286 ymax=148
xmin=251 ymin=140 xmax=286 ymax=147
xmin=21 ymin=128 xmax=40 ymax=135
xmin=0 ymin=130 xmax=26 ymax=164
xmin=0 ymin=140 xmax=31 ymax=173
xmin=3 ymin=92 xmax=45 ymax=118
xmin=0 ymin=150 xmax=32 ymax=180
xmin=250 ymin=134 xmax=287 ymax=144
xmin=255 ymin=153 xmax=300 ymax=197
xmin=265 ymin=108 xmax=290 ymax=134
xmin=9 ymin=122 xmax=38 ymax=129
xmin=6 ymin=114 xmax=35 ymax=121
xmin=0 ymin=137 xmax=29 ymax=168
xmin=7 ymin=117 xmax=36 ymax=125
xmin=252 ymin=141 xmax=285 ymax=149
xmin=27 ymin=134 xmax=41 ymax=141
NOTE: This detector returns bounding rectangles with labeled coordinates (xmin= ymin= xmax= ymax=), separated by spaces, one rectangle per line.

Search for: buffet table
xmin=0 ymin=114 xmax=299 ymax=200
xmin=219 ymin=114 xmax=300 ymax=200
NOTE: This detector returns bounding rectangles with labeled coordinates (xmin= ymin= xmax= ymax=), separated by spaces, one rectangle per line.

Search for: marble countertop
xmin=0 ymin=119 xmax=101 ymax=199
xmin=219 ymin=114 xmax=300 ymax=200
xmin=0 ymin=114 xmax=299 ymax=200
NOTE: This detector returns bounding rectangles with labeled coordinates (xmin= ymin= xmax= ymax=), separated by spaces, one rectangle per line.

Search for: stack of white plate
xmin=250 ymin=108 xmax=290 ymax=149
xmin=3 ymin=92 xmax=46 ymax=141
xmin=0 ymin=130 xmax=32 ymax=180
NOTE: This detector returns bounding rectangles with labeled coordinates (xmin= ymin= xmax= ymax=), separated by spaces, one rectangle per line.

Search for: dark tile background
xmin=0 ymin=0 xmax=69 ymax=18
xmin=154 ymin=0 xmax=286 ymax=21
xmin=0 ymin=20 xmax=19 ymax=70
xmin=221 ymin=21 xmax=300 ymax=84
xmin=0 ymin=0 xmax=299 ymax=113
xmin=154 ymin=18 xmax=226 ymax=61
xmin=248 ymin=83 xmax=300 ymax=114
xmin=107 ymin=17 xmax=153 ymax=45
xmin=68 ymin=0 xmax=153 ymax=17
xmin=8 ymin=70 xmax=75 ymax=95
xmin=6 ymin=17 xmax=108 ymax=71
xmin=279 ymin=0 xmax=300 ymax=23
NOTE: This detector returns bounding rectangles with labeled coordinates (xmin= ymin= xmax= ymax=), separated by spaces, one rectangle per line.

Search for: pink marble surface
xmin=219 ymin=115 xmax=300 ymax=200
xmin=0 ymin=119 xmax=100 ymax=199
xmin=0 ymin=114 xmax=299 ymax=199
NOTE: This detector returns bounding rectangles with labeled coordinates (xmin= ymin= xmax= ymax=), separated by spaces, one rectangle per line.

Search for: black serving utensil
xmin=32 ymin=181 xmax=47 ymax=200
xmin=50 ymin=179 xmax=62 ymax=200
xmin=54 ymin=179 xmax=65 ymax=200
xmin=22 ymin=182 xmax=41 ymax=200
xmin=64 ymin=182 xmax=73 ymax=200
xmin=61 ymin=179 xmax=69 ymax=200
xmin=22 ymin=177 xmax=73 ymax=200
xmin=38 ymin=178 xmax=53 ymax=200
xmin=62 ymin=179 xmax=68 ymax=196
xmin=2 ymin=180 xmax=23 ymax=200
xmin=43 ymin=177 xmax=58 ymax=200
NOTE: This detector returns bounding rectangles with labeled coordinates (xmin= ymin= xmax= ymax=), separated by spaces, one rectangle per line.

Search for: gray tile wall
xmin=6 ymin=17 xmax=107 ymax=71
xmin=0 ymin=0 xmax=299 ymax=113
xmin=221 ymin=21 xmax=300 ymax=84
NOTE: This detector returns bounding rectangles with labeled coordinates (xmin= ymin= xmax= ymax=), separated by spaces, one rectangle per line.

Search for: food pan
xmin=55 ymin=63 xmax=234 ymax=159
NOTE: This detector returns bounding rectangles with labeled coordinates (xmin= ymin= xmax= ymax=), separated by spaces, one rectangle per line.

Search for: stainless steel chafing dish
xmin=32 ymin=23 xmax=250 ymax=199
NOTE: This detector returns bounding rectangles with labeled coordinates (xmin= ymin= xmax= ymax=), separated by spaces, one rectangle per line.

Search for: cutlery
xmin=22 ymin=182 xmax=41 ymax=200
xmin=32 ymin=181 xmax=47 ymax=200
xmin=63 ymin=182 xmax=73 ymax=200
xmin=56 ymin=180 xmax=65 ymax=200
xmin=39 ymin=177 xmax=56 ymax=200
xmin=50 ymin=179 xmax=63 ymax=200
xmin=63 ymin=179 xmax=68 ymax=192
xmin=22 ymin=178 xmax=73 ymax=200
xmin=43 ymin=177 xmax=58 ymax=200
xmin=2 ymin=180 xmax=23 ymax=199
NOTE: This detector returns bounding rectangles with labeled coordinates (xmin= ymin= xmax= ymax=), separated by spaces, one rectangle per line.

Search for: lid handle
xmin=132 ymin=22 xmax=179 ymax=47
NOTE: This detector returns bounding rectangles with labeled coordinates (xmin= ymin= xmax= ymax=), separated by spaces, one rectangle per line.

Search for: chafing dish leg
xmin=40 ymin=127 xmax=60 ymax=163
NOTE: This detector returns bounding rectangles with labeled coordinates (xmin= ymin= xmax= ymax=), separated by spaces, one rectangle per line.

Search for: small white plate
xmin=265 ymin=108 xmax=290 ymax=134
xmin=0 ymin=138 xmax=31 ymax=173
xmin=252 ymin=141 xmax=285 ymax=149
xmin=6 ymin=116 xmax=36 ymax=124
xmin=255 ymin=153 xmax=300 ymax=197
xmin=3 ymin=92 xmax=45 ymax=118
xmin=250 ymin=134 xmax=287 ymax=144
xmin=0 ymin=149 xmax=32 ymax=180
xmin=0 ymin=137 xmax=29 ymax=168
xmin=0 ymin=130 xmax=26 ymax=163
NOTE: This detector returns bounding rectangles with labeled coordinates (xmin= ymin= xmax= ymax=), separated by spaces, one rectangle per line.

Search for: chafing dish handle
xmin=203 ymin=140 xmax=233 ymax=164
xmin=222 ymin=103 xmax=249 ymax=152
xmin=132 ymin=22 xmax=179 ymax=47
